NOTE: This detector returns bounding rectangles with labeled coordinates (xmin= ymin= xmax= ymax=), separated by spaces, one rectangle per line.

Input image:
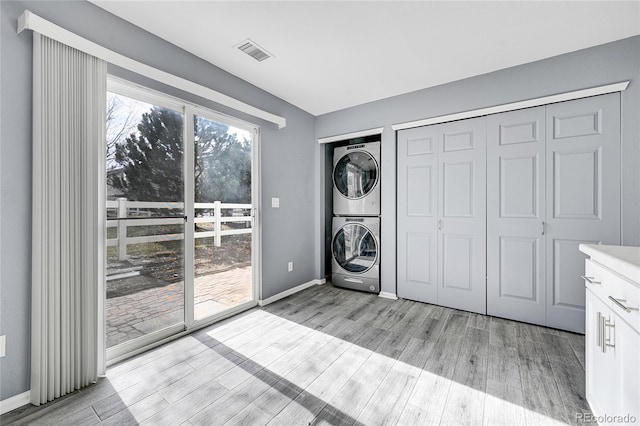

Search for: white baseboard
xmin=259 ymin=278 xmax=326 ymax=307
xmin=1 ymin=390 xmax=31 ymax=415
xmin=379 ymin=291 xmax=398 ymax=300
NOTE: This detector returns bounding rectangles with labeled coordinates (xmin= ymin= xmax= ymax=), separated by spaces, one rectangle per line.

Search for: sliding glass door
xmin=105 ymin=92 xmax=186 ymax=354
xmin=193 ymin=115 xmax=254 ymax=322
xmin=105 ymin=79 xmax=258 ymax=361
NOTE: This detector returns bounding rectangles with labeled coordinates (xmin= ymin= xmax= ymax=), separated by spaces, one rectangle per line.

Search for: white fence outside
xmin=107 ymin=198 xmax=252 ymax=260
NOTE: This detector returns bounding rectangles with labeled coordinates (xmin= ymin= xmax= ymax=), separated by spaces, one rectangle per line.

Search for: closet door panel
xmin=397 ymin=126 xmax=438 ymax=304
xmin=437 ymin=118 xmax=486 ymax=314
xmin=487 ymin=107 xmax=546 ymax=325
xmin=546 ymin=93 xmax=621 ymax=333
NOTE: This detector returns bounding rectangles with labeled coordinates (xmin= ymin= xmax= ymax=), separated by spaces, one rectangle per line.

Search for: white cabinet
xmin=585 ymin=287 xmax=615 ymax=418
xmin=582 ymin=246 xmax=640 ymax=424
xmin=397 ymin=118 xmax=486 ymax=314
xmin=613 ymin=316 xmax=640 ymax=422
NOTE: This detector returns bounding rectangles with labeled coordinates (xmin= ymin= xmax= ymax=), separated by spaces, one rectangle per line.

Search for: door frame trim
xmin=317 ymin=126 xmax=385 ymax=144
xmin=391 ymin=81 xmax=629 ymax=131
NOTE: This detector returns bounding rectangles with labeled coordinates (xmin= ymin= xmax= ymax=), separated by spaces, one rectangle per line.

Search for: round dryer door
xmin=333 ymin=151 xmax=378 ymax=200
xmin=332 ymin=223 xmax=378 ymax=273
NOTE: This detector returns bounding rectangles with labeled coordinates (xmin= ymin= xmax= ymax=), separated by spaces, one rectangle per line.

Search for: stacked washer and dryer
xmin=331 ymin=141 xmax=381 ymax=293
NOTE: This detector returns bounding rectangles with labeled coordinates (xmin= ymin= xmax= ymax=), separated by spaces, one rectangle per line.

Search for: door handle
xmin=541 ymin=221 xmax=545 ymax=235
xmin=438 ymin=220 xmax=443 ymax=231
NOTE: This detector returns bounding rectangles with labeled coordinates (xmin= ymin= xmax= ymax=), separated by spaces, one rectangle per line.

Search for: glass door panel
xmin=333 ymin=151 xmax=378 ymax=199
xmin=105 ymin=92 xmax=185 ymax=350
xmin=193 ymin=115 xmax=253 ymax=321
xmin=332 ymin=224 xmax=377 ymax=273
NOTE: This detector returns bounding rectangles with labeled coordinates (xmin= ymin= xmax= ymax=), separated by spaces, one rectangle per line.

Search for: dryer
xmin=333 ymin=141 xmax=380 ymax=216
xmin=331 ymin=216 xmax=380 ymax=293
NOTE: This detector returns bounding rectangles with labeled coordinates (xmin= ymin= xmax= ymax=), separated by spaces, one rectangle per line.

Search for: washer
xmin=331 ymin=216 xmax=380 ymax=293
xmin=333 ymin=141 xmax=380 ymax=216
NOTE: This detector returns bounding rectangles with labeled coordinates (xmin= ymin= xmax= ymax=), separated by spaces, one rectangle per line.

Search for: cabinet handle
xmin=581 ymin=276 xmax=601 ymax=285
xmin=608 ymin=296 xmax=639 ymax=313
xmin=597 ymin=313 xmax=615 ymax=353
xmin=600 ymin=313 xmax=608 ymax=353
xmin=541 ymin=221 xmax=545 ymax=235
xmin=596 ymin=312 xmax=602 ymax=348
xmin=438 ymin=220 xmax=443 ymax=231
xmin=603 ymin=317 xmax=615 ymax=352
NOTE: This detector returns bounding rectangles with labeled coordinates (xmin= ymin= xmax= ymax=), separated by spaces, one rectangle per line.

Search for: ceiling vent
xmin=235 ymin=38 xmax=273 ymax=62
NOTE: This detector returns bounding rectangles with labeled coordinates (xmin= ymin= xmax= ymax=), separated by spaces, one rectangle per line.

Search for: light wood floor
xmin=2 ymin=283 xmax=593 ymax=426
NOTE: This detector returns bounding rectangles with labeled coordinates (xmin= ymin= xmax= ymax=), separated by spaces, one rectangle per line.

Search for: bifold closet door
xmin=545 ymin=93 xmax=620 ymax=333
xmin=487 ymin=106 xmax=546 ymax=325
xmin=436 ymin=118 xmax=486 ymax=314
xmin=397 ymin=118 xmax=486 ymax=314
xmin=397 ymin=126 xmax=438 ymax=304
xmin=487 ymin=94 xmax=621 ymax=333
xmin=399 ymin=93 xmax=619 ymax=329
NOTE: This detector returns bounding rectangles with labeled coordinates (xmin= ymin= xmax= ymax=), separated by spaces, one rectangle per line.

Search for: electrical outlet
xmin=271 ymin=197 xmax=280 ymax=208
xmin=0 ymin=335 xmax=5 ymax=358
xmin=288 ymin=261 xmax=294 ymax=272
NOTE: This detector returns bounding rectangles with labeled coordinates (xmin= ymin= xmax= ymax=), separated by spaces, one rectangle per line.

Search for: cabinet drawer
xmin=586 ymin=259 xmax=640 ymax=334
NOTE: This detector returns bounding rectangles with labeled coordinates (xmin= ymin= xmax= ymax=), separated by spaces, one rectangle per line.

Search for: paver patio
xmin=106 ymin=265 xmax=252 ymax=347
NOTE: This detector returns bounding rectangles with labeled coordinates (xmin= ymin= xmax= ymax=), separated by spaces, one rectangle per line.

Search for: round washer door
xmin=332 ymin=223 xmax=378 ymax=273
xmin=333 ymin=151 xmax=378 ymax=200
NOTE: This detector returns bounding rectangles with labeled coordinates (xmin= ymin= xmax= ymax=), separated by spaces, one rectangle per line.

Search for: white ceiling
xmin=91 ymin=1 xmax=640 ymax=116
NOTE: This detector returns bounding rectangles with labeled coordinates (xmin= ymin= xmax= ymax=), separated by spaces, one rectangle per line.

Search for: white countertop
xmin=579 ymin=244 xmax=640 ymax=284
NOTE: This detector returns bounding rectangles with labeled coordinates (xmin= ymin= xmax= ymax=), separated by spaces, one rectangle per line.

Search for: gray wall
xmin=2 ymin=0 xmax=638 ymax=405
xmin=0 ymin=0 xmax=319 ymax=400
xmin=316 ymin=36 xmax=640 ymax=296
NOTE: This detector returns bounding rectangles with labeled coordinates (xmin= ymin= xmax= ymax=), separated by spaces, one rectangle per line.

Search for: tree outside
xmin=108 ymin=103 xmax=251 ymax=205
xmin=195 ymin=116 xmax=251 ymax=204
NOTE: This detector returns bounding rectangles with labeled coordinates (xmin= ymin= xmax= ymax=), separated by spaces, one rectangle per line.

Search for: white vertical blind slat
xmin=54 ymin=40 xmax=62 ymax=400
xmin=31 ymin=33 xmax=106 ymax=406
xmin=30 ymin=32 xmax=43 ymax=404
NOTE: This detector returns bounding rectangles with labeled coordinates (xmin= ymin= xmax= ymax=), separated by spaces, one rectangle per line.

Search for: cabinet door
xmin=546 ymin=93 xmax=621 ymax=333
xmin=585 ymin=288 xmax=615 ymax=418
xmin=487 ymin=107 xmax=546 ymax=324
xmin=397 ymin=126 xmax=438 ymax=304
xmin=437 ymin=118 xmax=486 ymax=314
xmin=612 ymin=314 xmax=640 ymax=421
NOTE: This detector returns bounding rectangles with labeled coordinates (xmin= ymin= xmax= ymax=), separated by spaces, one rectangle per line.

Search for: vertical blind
xmin=31 ymin=33 xmax=106 ymax=406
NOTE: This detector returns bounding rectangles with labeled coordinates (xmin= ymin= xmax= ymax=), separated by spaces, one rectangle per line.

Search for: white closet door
xmin=545 ymin=93 xmax=621 ymax=333
xmin=487 ymin=107 xmax=546 ymax=324
xmin=437 ymin=118 xmax=486 ymax=314
xmin=397 ymin=126 xmax=438 ymax=304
